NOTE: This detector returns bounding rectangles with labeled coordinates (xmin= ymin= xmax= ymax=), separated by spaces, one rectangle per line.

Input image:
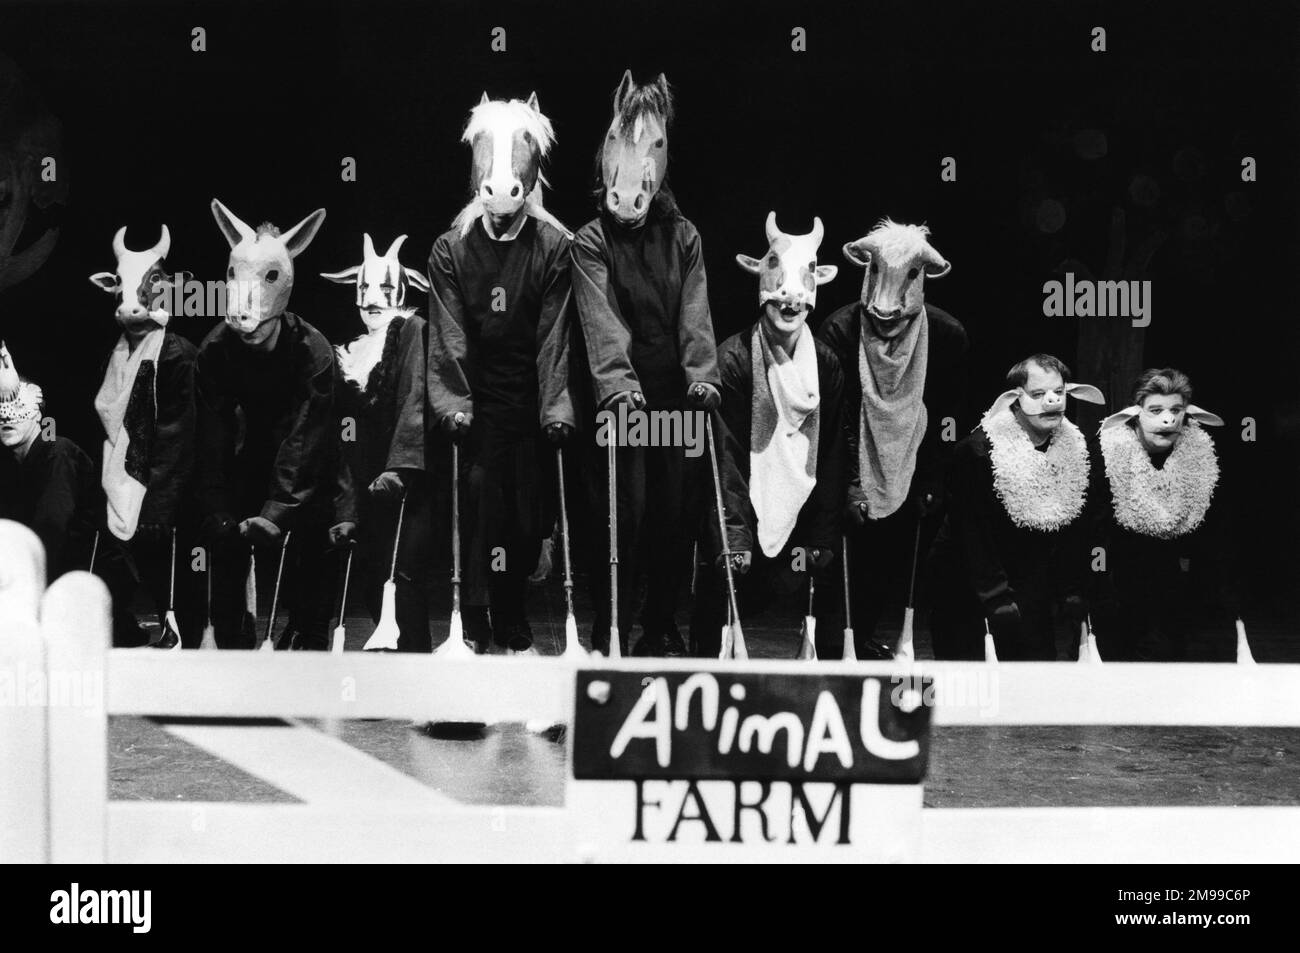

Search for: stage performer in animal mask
xmin=816 ymin=219 xmax=967 ymax=659
xmin=927 ymin=353 xmax=1103 ymax=660
xmin=688 ymin=213 xmax=846 ymax=657
xmin=322 ymin=233 xmax=432 ymax=652
xmin=87 ymin=225 xmax=198 ymax=648
xmin=196 ymin=199 xmax=341 ymax=650
xmin=1088 ymin=368 xmax=1238 ymax=661
xmin=427 ymin=92 xmax=575 ymax=654
xmin=0 ymin=343 xmax=98 ymax=580
xmin=571 ymin=70 xmax=720 ymax=657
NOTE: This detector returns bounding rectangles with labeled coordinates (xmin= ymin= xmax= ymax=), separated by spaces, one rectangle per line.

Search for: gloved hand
xmin=716 ymin=550 xmax=752 ymax=575
xmin=368 ymin=470 xmax=405 ymax=499
xmin=442 ymin=411 xmax=472 ymax=442
xmin=805 ymin=547 xmax=834 ymax=572
xmin=239 ymin=516 xmax=283 ymax=545
xmin=605 ymin=390 xmax=646 ymax=410
xmin=328 ymin=521 xmax=357 ymax=548
xmin=545 ymin=422 xmax=573 ymax=446
xmin=687 ymin=382 xmax=721 ymax=412
xmin=201 ymin=512 xmax=237 ymax=544
xmin=987 ymin=598 xmax=1022 ymax=643
xmin=845 ymin=498 xmax=868 ymax=528
xmin=913 ymin=485 xmax=942 ymax=518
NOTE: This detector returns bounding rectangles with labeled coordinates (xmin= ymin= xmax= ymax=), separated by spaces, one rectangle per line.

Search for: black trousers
xmin=688 ymin=548 xmax=839 ymax=658
xmin=354 ymin=489 xmax=432 ymax=652
xmin=209 ymin=522 xmax=335 ymax=650
xmin=97 ymin=528 xmax=203 ymax=647
xmin=841 ymin=504 xmax=942 ymax=655
xmin=585 ymin=439 xmax=707 ymax=653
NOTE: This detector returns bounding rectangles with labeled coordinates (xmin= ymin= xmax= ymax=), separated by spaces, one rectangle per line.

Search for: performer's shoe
xmin=662 ymin=625 xmax=688 ymax=658
xmin=151 ymin=627 xmax=180 ymax=650
xmin=858 ymin=638 xmax=895 ymax=661
xmin=632 ymin=631 xmax=666 ymax=657
xmin=464 ymin=606 xmax=492 ymax=654
xmin=115 ymin=623 xmax=153 ymax=648
xmin=506 ymin=620 xmax=535 ymax=655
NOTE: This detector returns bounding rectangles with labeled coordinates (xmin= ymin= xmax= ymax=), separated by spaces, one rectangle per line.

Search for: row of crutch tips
xmin=96 ymin=415 xmax=1259 ymax=665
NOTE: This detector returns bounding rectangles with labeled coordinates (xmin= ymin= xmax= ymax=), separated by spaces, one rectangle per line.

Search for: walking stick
xmin=435 ymin=443 xmax=475 ymax=657
xmin=894 ymin=519 xmax=923 ymax=661
xmin=364 ymin=492 xmax=407 ymax=651
xmin=841 ymin=535 xmax=857 ymax=661
xmin=556 ymin=445 xmax=585 ymax=658
xmin=156 ymin=527 xmax=182 ymax=650
xmin=88 ymin=530 xmax=101 ymax=574
xmin=606 ymin=423 xmax=622 ymax=659
xmin=705 ymin=413 xmax=746 ymax=660
xmin=200 ymin=548 xmax=217 ymax=649
xmin=259 ymin=531 xmax=291 ymax=652
xmin=798 ymin=572 xmax=818 ymax=660
xmin=332 ymin=544 xmax=354 ymax=655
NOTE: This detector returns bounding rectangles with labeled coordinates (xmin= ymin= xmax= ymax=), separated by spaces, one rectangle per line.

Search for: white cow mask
xmin=88 ymin=225 xmax=189 ymax=334
xmin=736 ymin=212 xmax=837 ymax=336
xmin=211 ymin=198 xmax=326 ymax=345
xmin=321 ymin=233 xmax=431 ymax=332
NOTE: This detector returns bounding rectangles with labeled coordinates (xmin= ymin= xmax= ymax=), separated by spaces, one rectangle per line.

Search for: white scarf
xmin=858 ymin=307 xmax=929 ymax=519
xmin=982 ymin=405 xmax=1089 ymax=531
xmin=1100 ymin=421 xmax=1218 ymax=539
xmin=750 ymin=323 xmax=819 ymax=556
xmin=336 ymin=308 xmax=415 ymax=390
xmin=95 ymin=328 xmax=165 ymax=540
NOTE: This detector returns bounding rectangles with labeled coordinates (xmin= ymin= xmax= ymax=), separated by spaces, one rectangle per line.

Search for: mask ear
xmin=211 ymin=198 xmax=254 ymax=248
xmin=1065 ymin=383 xmax=1105 ymax=405
xmin=814 ymin=264 xmax=838 ymax=285
xmin=735 ymin=254 xmax=763 ymax=275
xmin=1186 ymin=404 xmax=1224 ymax=427
xmin=1100 ymin=406 xmax=1141 ymax=431
xmin=842 ymin=240 xmax=872 ymax=268
xmin=403 ymin=267 xmax=431 ymax=294
xmin=982 ymin=389 xmax=1023 ymax=423
xmin=319 ymin=266 xmax=361 ymax=285
xmin=281 ymin=209 xmax=327 ymax=259
xmin=89 ymin=272 xmax=119 ymax=293
xmin=922 ymin=244 xmax=951 ymax=278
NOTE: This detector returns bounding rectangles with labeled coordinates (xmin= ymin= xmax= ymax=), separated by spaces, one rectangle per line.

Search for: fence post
xmin=42 ymin=570 xmax=110 ymax=863
xmin=0 ymin=520 xmax=49 ymax=863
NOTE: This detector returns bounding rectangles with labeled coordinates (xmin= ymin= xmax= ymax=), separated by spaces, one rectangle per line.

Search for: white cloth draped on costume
xmin=95 ymin=328 xmax=165 ymax=540
xmin=749 ymin=323 xmax=820 ymax=557
xmin=857 ymin=307 xmax=929 ymax=520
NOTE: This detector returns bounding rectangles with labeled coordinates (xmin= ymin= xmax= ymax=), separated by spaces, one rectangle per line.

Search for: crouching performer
xmin=322 ymin=234 xmax=432 ymax=651
xmin=88 ymin=226 xmax=198 ymax=647
xmin=572 ymin=71 xmax=720 ymax=657
xmin=427 ymin=92 xmax=575 ymax=654
xmin=816 ymin=219 xmax=966 ymax=659
xmin=1089 ymin=368 xmax=1237 ymax=661
xmin=689 ymin=213 xmax=844 ymax=657
xmin=196 ymin=199 xmax=340 ymax=649
xmin=0 ymin=343 xmax=98 ymax=580
xmin=928 ymin=354 xmax=1103 ymax=660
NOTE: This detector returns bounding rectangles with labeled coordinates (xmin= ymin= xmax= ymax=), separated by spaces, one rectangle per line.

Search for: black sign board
xmin=573 ymin=670 xmax=932 ymax=784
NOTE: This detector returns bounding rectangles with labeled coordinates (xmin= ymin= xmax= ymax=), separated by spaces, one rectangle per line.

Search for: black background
xmin=1 ymin=0 xmax=1297 ymax=617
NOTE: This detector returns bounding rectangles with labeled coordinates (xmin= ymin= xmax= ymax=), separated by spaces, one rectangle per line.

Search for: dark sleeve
xmin=426 ymin=237 xmax=475 ymax=426
xmin=815 ymin=310 xmax=864 ymax=509
xmin=915 ymin=316 xmax=969 ymax=501
xmin=951 ymin=435 xmax=1014 ymax=611
xmin=570 ymin=225 xmax=641 ymax=404
xmin=139 ymin=340 xmax=196 ymax=527
xmin=676 ymin=222 xmax=719 ymax=390
xmin=802 ymin=351 xmax=846 ymax=551
xmin=387 ymin=318 xmax=427 ymax=472
xmin=195 ymin=344 xmax=238 ymax=518
xmin=334 ymin=450 xmax=358 ymax=525
xmin=1192 ymin=452 xmax=1240 ymax=615
xmin=537 ymin=234 xmax=577 ymax=429
xmin=711 ymin=344 xmax=754 ymax=558
xmin=31 ymin=444 xmax=81 ymax=572
xmin=259 ymin=349 xmax=335 ymax=527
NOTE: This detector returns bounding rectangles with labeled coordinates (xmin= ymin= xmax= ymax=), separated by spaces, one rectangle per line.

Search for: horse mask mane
xmin=598 ymin=70 xmax=672 ymax=226
xmin=451 ymin=93 xmax=571 ymax=239
xmin=211 ymin=198 xmax=326 ymax=341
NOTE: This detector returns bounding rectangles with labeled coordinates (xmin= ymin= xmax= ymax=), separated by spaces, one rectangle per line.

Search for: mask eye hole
xmin=226 ymin=267 xmax=235 ymax=280
xmin=265 ymin=269 xmax=280 ymax=283
xmin=654 ymin=137 xmax=664 ymax=148
xmin=870 ymin=263 xmax=878 ymax=275
xmin=907 ymin=267 xmax=919 ymax=281
xmin=767 ymin=255 xmax=780 ymax=268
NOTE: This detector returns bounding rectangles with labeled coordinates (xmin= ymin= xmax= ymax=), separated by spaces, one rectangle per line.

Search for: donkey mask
xmin=211 ymin=198 xmax=326 ymax=345
xmin=601 ymin=70 xmax=672 ymax=226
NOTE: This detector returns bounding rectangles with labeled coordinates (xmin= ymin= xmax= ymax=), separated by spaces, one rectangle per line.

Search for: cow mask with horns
xmin=88 ymin=226 xmax=189 ymax=339
xmin=737 ymin=211 xmax=837 ymax=343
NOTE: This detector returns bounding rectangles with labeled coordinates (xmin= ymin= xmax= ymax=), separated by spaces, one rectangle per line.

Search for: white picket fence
xmin=2 ymin=519 xmax=1299 ymax=863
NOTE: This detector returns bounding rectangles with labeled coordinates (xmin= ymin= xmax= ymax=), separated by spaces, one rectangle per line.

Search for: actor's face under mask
xmin=1137 ymin=394 xmax=1186 ymax=454
xmin=1014 ymin=365 xmax=1068 ymax=440
xmin=0 ymin=416 xmax=39 ymax=450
